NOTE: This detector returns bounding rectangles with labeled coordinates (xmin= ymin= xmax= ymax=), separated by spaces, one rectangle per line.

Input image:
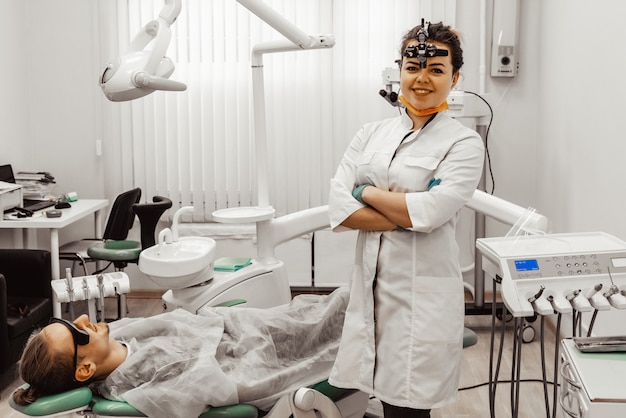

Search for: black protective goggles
xmin=49 ymin=318 xmax=90 ymax=374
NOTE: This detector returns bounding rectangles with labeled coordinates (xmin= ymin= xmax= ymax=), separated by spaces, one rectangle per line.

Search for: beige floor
xmin=1 ymin=298 xmax=562 ymax=418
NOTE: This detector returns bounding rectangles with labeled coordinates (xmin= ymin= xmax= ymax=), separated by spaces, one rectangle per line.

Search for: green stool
xmin=463 ymin=327 xmax=478 ymax=348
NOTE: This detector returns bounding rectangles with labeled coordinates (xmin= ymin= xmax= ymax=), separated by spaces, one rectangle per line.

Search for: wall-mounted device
xmin=491 ymin=0 xmax=520 ymax=77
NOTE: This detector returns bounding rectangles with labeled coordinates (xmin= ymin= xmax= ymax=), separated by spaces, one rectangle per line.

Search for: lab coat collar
xmin=401 ymin=108 xmax=442 ymax=131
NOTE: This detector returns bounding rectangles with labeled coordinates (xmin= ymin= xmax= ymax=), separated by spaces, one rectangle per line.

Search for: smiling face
xmin=400 ymin=41 xmax=459 ymax=113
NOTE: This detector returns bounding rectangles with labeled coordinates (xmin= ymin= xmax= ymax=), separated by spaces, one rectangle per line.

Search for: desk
xmin=0 ymin=199 xmax=109 ymax=280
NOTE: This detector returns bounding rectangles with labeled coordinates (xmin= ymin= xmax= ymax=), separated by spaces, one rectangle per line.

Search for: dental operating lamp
xmin=100 ymin=0 xmax=187 ymax=101
xmin=100 ymin=0 xmax=335 ymax=215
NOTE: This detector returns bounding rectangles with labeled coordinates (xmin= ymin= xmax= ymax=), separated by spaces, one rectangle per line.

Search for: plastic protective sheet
xmin=93 ymin=287 xmax=349 ymax=418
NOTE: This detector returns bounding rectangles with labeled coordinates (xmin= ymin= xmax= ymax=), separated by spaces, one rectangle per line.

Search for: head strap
xmin=403 ymin=19 xmax=448 ymax=69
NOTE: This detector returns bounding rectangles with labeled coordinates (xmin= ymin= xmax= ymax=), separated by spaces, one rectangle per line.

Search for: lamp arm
xmin=236 ymin=0 xmax=313 ymax=49
xmin=159 ymin=0 xmax=182 ymax=25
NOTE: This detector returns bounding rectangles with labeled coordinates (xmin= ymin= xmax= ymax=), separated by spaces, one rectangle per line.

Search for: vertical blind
xmin=100 ymin=0 xmax=456 ymax=221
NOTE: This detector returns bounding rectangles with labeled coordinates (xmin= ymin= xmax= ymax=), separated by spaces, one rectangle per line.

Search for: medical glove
xmin=427 ymin=178 xmax=441 ymax=191
xmin=352 ymin=184 xmax=373 ymax=205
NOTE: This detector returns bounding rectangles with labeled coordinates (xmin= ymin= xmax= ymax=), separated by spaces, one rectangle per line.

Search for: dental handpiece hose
xmin=82 ymin=277 xmax=89 ymax=300
xmin=585 ymin=283 xmax=602 ymax=298
xmin=528 ymin=285 xmax=545 ymax=303
xmin=97 ymin=274 xmax=105 ymax=322
xmin=65 ymin=267 xmax=75 ymax=318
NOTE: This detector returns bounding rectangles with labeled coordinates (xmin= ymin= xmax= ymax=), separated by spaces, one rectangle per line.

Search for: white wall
xmin=0 ymin=1 xmax=29 ymax=166
xmin=0 ymin=0 xmax=106 ymax=249
xmin=536 ymin=0 xmax=626 ymax=238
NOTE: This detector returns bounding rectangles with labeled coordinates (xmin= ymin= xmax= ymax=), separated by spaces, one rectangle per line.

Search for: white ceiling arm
xmin=237 ymin=0 xmax=314 ymax=49
xmin=159 ymin=0 xmax=182 ymax=25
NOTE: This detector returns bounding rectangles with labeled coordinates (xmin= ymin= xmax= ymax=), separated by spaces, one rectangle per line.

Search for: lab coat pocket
xmin=355 ymin=152 xmax=377 ymax=185
xmin=412 ymin=275 xmax=464 ymax=343
xmin=403 ymin=155 xmax=442 ymax=190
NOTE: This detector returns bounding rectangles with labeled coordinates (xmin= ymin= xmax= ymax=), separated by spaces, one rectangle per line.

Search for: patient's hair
xmin=400 ymin=21 xmax=464 ymax=73
xmin=12 ymin=330 xmax=82 ymax=405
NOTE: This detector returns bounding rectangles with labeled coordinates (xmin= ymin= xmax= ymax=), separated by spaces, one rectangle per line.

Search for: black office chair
xmin=133 ymin=196 xmax=174 ymax=249
xmin=84 ymin=196 xmax=172 ymax=318
xmin=59 ymin=188 xmax=142 ymax=276
xmin=87 ymin=195 xmax=173 ymax=262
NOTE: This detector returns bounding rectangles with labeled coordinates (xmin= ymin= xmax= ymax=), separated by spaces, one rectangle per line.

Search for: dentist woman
xmin=328 ymin=22 xmax=484 ymax=418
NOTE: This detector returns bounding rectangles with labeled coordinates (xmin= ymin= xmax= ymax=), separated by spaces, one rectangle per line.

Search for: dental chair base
xmin=162 ymin=259 xmax=292 ymax=313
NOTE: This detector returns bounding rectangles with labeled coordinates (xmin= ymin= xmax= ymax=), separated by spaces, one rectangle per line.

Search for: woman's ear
xmin=75 ymin=361 xmax=97 ymax=382
xmin=451 ymin=71 xmax=460 ymax=89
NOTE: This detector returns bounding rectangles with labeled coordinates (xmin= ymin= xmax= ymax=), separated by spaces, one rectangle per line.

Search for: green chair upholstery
xmin=92 ymin=397 xmax=259 ymax=418
xmin=9 ymin=385 xmax=92 ymax=417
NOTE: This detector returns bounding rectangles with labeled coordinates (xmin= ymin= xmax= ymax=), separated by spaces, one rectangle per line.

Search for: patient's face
xmin=45 ymin=315 xmax=115 ymax=371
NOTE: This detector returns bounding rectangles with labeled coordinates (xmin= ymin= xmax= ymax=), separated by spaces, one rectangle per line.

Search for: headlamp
xmin=403 ymin=20 xmax=448 ymax=69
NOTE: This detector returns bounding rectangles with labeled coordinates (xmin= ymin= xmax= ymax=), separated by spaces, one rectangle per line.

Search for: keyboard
xmin=2 ymin=200 xmax=56 ymax=214
xmin=23 ymin=200 xmax=56 ymax=212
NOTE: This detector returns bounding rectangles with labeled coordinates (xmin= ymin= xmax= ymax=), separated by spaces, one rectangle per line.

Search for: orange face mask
xmin=399 ymin=95 xmax=449 ymax=117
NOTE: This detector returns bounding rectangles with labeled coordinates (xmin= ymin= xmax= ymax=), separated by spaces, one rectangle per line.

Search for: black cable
xmin=489 ymin=278 xmax=497 ymax=418
xmin=464 ymin=91 xmax=495 ymax=194
xmin=551 ymin=314 xmax=562 ymax=418
xmin=587 ymin=309 xmax=599 ymax=337
xmin=489 ymin=277 xmax=507 ymax=418
xmin=540 ymin=316 xmax=551 ymax=417
xmin=460 ymin=378 xmax=560 ymax=391
xmin=573 ymin=311 xmax=583 ymax=337
xmin=510 ymin=318 xmax=517 ymax=415
xmin=93 ymin=261 xmax=113 ymax=275
xmin=512 ymin=318 xmax=524 ymax=418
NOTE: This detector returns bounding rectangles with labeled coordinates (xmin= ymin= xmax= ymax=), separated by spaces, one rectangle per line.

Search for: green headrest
xmin=9 ymin=384 xmax=92 ymax=417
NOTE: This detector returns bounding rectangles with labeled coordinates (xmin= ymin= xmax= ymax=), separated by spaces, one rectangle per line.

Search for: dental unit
xmin=17 ymin=1 xmax=626 ymax=417
xmin=477 ymin=232 xmax=626 ymax=418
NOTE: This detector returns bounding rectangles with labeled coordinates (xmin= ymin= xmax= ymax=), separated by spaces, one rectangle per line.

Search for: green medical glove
xmin=352 ymin=184 xmax=373 ymax=205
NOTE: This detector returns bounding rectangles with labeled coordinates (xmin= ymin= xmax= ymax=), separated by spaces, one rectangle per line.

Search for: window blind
xmin=99 ymin=0 xmax=456 ymax=221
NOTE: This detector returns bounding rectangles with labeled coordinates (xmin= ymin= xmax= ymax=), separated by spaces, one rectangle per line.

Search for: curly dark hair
xmin=399 ymin=21 xmax=464 ymax=73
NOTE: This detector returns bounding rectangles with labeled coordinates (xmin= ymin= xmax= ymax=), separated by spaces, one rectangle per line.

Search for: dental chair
xmin=9 ymin=381 xmax=367 ymax=418
xmin=9 ymin=191 xmax=541 ymax=418
xmin=8 ymin=331 xmax=477 ymax=418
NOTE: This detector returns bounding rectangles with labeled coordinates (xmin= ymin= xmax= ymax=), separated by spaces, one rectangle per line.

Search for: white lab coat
xmin=327 ymin=110 xmax=484 ymax=409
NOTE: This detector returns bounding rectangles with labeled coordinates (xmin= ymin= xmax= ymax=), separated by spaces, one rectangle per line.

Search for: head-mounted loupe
xmin=403 ymin=20 xmax=448 ymax=69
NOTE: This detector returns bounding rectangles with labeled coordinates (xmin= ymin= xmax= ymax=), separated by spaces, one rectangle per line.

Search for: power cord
xmin=460 ymin=378 xmax=560 ymax=391
xmin=463 ymin=91 xmax=495 ymax=194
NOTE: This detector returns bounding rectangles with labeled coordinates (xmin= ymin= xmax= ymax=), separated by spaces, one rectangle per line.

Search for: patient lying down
xmin=14 ymin=287 xmax=348 ymax=418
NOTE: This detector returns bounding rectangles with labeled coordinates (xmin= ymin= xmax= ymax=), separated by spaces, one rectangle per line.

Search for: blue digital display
xmin=515 ymin=259 xmax=539 ymax=271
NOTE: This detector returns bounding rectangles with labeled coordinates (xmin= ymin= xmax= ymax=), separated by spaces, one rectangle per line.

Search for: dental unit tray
xmin=573 ymin=336 xmax=626 ymax=353
xmin=476 ymin=232 xmax=626 ymax=317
